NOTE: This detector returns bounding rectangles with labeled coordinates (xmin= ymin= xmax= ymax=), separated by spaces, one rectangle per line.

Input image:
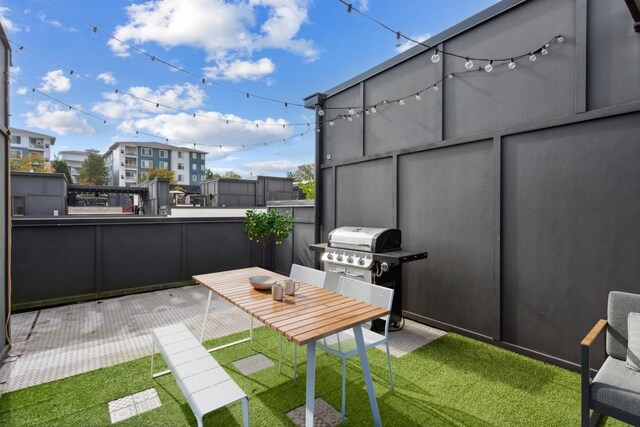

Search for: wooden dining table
xmin=193 ymin=266 xmax=388 ymax=427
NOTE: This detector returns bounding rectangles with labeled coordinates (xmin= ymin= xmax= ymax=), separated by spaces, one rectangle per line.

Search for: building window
xmin=125 ymin=171 xmax=136 ymax=179
xmin=158 ymin=161 xmax=168 ymax=169
xmin=192 ymin=175 xmax=197 ymax=182
xmin=12 ymin=197 xmax=25 ymax=216
xmin=141 ymin=147 xmax=153 ymax=156
xmin=177 ymin=163 xmax=184 ymax=170
xmin=141 ymin=160 xmax=153 ymax=169
xmin=159 ymin=150 xmax=168 ymax=158
xmin=192 ymin=164 xmax=197 ymax=170
xmin=178 ymin=174 xmax=184 ymax=181
xmin=201 ymin=164 xmax=205 ymax=171
xmin=192 ymin=152 xmax=197 ymax=159
xmin=177 ymin=152 xmax=183 ymax=158
xmin=13 ymin=136 xmax=21 ymax=144
xmin=29 ymin=137 xmax=45 ymax=148
xmin=201 ymin=175 xmax=205 ymax=181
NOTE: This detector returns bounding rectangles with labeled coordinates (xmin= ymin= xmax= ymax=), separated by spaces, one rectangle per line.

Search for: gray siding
xmin=11 ymin=173 xmax=67 ymax=216
xmin=313 ymin=0 xmax=640 ymax=368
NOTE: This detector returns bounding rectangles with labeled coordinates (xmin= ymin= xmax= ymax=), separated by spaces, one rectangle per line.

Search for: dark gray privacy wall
xmin=1 ymin=26 xmax=10 ymax=358
xmin=11 ymin=217 xmax=263 ymax=310
xmin=313 ymin=0 xmax=640 ymax=368
xmin=10 ymin=172 xmax=67 ymax=216
xmin=268 ymin=201 xmax=315 ymax=275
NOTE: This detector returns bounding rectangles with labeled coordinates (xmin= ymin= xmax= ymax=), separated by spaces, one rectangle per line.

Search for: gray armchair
xmin=581 ymin=291 xmax=640 ymax=426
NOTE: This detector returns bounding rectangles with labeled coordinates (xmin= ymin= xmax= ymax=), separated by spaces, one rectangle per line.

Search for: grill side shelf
xmin=372 ymin=250 xmax=428 ymax=266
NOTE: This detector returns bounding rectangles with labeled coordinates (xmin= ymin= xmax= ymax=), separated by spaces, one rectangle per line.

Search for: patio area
xmin=0 ymin=285 xmax=624 ymax=426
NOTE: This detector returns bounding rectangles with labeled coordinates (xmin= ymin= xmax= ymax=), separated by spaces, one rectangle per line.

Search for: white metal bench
xmin=151 ymin=323 xmax=250 ymax=427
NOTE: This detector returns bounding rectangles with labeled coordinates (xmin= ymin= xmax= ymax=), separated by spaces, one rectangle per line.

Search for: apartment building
xmin=58 ymin=149 xmax=100 ymax=183
xmin=104 ymin=141 xmax=206 ymax=187
xmin=9 ymin=127 xmax=56 ymax=166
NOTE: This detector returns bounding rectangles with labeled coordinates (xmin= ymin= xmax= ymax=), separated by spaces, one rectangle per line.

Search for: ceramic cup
xmin=272 ymin=283 xmax=284 ymax=301
xmin=284 ymin=279 xmax=300 ymax=296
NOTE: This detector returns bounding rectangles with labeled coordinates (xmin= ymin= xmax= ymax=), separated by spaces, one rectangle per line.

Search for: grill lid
xmin=328 ymin=226 xmax=401 ymax=253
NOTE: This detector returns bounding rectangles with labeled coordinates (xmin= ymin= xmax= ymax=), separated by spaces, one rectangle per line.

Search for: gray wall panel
xmin=323 ymin=87 xmax=362 ymax=164
xmin=321 ymin=168 xmax=334 ymax=241
xmin=587 ymin=0 xmax=640 ymax=110
xmin=443 ymin=0 xmax=575 ymax=139
xmin=365 ymin=53 xmax=440 ymax=154
xmin=186 ymin=222 xmax=250 ymax=275
xmin=12 ymin=227 xmax=96 ymax=303
xmin=336 ymin=158 xmax=394 ymax=228
xmin=399 ymin=141 xmax=494 ymax=336
xmin=102 ymin=224 xmax=183 ymax=290
xmin=502 ymin=113 xmax=640 ymax=364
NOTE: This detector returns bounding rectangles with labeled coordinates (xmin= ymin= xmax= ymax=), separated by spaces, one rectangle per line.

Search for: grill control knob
xmin=327 ymin=253 xmax=333 ymax=260
xmin=337 ymin=255 xmax=343 ymax=262
xmin=358 ymin=258 xmax=365 ymax=266
xmin=347 ymin=256 xmax=353 ymax=263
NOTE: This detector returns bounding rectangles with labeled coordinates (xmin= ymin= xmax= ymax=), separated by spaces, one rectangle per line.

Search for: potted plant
xmin=244 ymin=209 xmax=294 ymax=268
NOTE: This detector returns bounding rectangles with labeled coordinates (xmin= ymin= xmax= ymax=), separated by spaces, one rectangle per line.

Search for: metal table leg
xmin=353 ymin=326 xmax=382 ymax=427
xmin=305 ymin=341 xmax=317 ymax=427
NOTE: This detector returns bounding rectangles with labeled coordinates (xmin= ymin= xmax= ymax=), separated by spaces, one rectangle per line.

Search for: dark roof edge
xmin=307 ymin=0 xmax=527 ymax=102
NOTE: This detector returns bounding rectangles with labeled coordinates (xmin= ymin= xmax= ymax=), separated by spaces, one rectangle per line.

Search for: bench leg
xmin=241 ymin=397 xmax=250 ymax=427
xmin=200 ymin=290 xmax=213 ymax=343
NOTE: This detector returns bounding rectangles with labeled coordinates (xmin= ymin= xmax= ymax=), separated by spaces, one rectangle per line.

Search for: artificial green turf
xmin=0 ymin=327 xmax=629 ymax=426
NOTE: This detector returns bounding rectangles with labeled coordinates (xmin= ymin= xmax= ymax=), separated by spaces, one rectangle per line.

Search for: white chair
xmin=248 ymin=264 xmax=326 ymax=376
xmin=286 ymin=264 xmax=326 ymax=380
xmin=317 ymin=276 xmax=395 ymax=423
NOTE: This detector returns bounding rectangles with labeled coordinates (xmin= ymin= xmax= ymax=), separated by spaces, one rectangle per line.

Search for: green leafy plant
xmin=244 ymin=209 xmax=294 ymax=268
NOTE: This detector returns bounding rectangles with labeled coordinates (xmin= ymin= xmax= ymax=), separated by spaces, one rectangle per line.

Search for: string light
xmin=9 ymin=74 xmax=315 ymax=150
xmin=508 ymin=59 xmax=516 ymax=69
xmin=485 ymin=60 xmax=493 ymax=73
xmin=348 ymin=108 xmax=355 ymax=115
xmin=432 ymin=84 xmax=439 ymax=91
xmin=415 ymin=93 xmax=421 ymax=101
xmin=541 ymin=44 xmax=549 ymax=55
xmin=43 ymin=0 xmax=309 ymax=109
xmin=465 ymin=58 xmax=474 ymax=69
xmin=2 ymin=35 xmax=316 ymax=129
xmin=431 ymin=48 xmax=440 ymax=63
xmin=557 ymin=34 xmax=564 ymax=43
xmin=329 ymin=121 xmax=335 ymax=126
xmin=529 ymin=53 xmax=537 ymax=62
xmin=371 ymin=106 xmax=377 ymax=113
xmin=318 ymin=109 xmax=325 ymax=117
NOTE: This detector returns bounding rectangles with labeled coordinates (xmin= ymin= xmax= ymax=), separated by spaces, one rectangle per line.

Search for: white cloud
xmin=37 ymin=12 xmax=61 ymax=27
xmin=237 ymin=159 xmax=299 ymax=177
xmin=39 ymin=70 xmax=71 ymax=93
xmin=357 ymin=0 xmax=369 ymax=11
xmin=108 ymin=0 xmax=318 ymax=79
xmin=395 ymin=33 xmax=431 ymax=53
xmin=92 ymin=83 xmax=206 ymax=119
xmin=224 ymin=156 xmax=240 ymax=161
xmin=0 ymin=6 xmax=20 ymax=32
xmin=10 ymin=65 xmax=21 ymax=75
xmin=24 ymin=101 xmax=95 ymax=135
xmin=15 ymin=87 xmax=28 ymax=95
xmin=204 ymin=58 xmax=275 ymax=81
xmin=97 ymin=72 xmax=117 ymax=85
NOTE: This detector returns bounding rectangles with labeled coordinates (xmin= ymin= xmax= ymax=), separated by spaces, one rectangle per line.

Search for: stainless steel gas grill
xmin=310 ymin=226 xmax=428 ymax=331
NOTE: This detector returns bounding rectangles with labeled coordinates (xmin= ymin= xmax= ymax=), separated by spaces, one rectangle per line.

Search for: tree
xmin=205 ymin=168 xmax=220 ymax=180
xmin=10 ymin=153 xmax=50 ymax=173
xmin=286 ymin=163 xmax=314 ymax=181
xmin=51 ymin=159 xmax=73 ymax=183
xmin=244 ymin=209 xmax=294 ymax=268
xmin=224 ymin=170 xmax=241 ymax=179
xmin=78 ymin=153 xmax=108 ymax=185
xmin=139 ymin=167 xmax=177 ymax=184
xmin=287 ymin=163 xmax=315 ymax=199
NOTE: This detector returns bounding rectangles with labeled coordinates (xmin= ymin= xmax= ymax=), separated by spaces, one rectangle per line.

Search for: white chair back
xmin=337 ymin=276 xmax=394 ymax=336
xmin=290 ymin=264 xmax=326 ymax=288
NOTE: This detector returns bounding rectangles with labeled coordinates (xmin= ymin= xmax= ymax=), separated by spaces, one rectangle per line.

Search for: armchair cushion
xmin=607 ymin=291 xmax=640 ymax=360
xmin=626 ymin=312 xmax=640 ymax=372
xmin=591 ymin=356 xmax=640 ymax=417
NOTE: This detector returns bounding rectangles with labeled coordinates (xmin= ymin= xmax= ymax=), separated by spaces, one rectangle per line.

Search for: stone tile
xmin=287 ymin=399 xmax=336 ymax=427
xmin=108 ymin=395 xmax=135 ymax=412
xmin=109 ymin=404 xmax=137 ymax=424
xmin=232 ymin=354 xmax=274 ymax=375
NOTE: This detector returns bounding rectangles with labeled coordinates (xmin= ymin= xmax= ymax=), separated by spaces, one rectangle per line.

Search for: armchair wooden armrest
xmin=581 ymin=319 xmax=607 ymax=347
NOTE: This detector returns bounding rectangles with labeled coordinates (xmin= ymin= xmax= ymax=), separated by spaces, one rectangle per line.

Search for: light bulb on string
xmin=529 ymin=53 xmax=537 ymax=61
xmin=557 ymin=34 xmax=564 ymax=43
xmin=448 ymin=74 xmax=454 ymax=79
xmin=382 ymin=100 xmax=388 ymax=104
xmin=433 ymin=84 xmax=439 ymax=92
xmin=316 ymin=128 xmax=321 ymax=133
xmin=415 ymin=93 xmax=421 ymax=101
xmin=371 ymin=106 xmax=377 ymax=113
xmin=347 ymin=115 xmax=353 ymax=121
xmin=465 ymin=58 xmax=474 ymax=69
xmin=431 ymin=48 xmax=440 ymax=64
xmin=355 ymin=112 xmax=360 ymax=119
xmin=541 ymin=45 xmax=549 ymax=55
xmin=318 ymin=109 xmax=325 ymax=117
xmin=348 ymin=108 xmax=355 ymax=115
xmin=395 ymin=31 xmax=402 ymax=48
xmin=398 ymin=99 xmax=405 ymax=105
xmin=485 ymin=61 xmax=493 ymax=73
xmin=365 ymin=109 xmax=370 ymax=115
xmin=329 ymin=120 xmax=335 ymax=126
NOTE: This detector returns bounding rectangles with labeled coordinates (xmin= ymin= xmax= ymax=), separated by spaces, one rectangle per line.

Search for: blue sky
xmin=1 ymin=0 xmax=498 ymax=177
